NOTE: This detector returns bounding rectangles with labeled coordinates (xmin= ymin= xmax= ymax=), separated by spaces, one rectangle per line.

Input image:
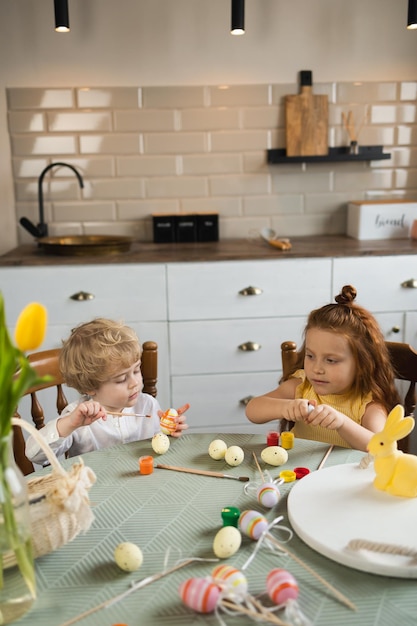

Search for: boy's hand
xmin=170 ymin=403 xmax=190 ymax=438
xmin=58 ymin=401 xmax=107 ymax=437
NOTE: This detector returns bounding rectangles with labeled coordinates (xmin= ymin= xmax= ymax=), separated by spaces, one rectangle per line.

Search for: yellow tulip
xmin=14 ymin=302 xmax=48 ymax=351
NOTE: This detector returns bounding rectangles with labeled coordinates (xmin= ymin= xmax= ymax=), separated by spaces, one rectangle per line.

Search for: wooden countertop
xmin=2 ymin=236 xmax=417 ymax=267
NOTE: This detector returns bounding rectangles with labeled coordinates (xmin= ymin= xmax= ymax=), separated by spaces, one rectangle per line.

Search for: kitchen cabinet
xmin=167 ymin=259 xmax=332 ymax=432
xmin=332 ymin=255 xmax=417 ymax=343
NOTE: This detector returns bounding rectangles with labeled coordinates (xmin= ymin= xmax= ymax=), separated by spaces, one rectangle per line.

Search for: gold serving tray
xmin=37 ymin=235 xmax=134 ymax=256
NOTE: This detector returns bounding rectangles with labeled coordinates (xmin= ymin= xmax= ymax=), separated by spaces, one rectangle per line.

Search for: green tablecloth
xmin=18 ymin=433 xmax=417 ymax=626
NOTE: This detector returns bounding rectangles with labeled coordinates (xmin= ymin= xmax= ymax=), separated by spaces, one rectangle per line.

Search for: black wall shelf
xmin=267 ymin=145 xmax=391 ymax=164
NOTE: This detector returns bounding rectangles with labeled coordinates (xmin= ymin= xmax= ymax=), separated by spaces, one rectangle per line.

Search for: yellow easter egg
xmin=114 ymin=542 xmax=143 ymax=572
xmin=160 ymin=408 xmax=178 ymax=435
xmin=208 ymin=439 xmax=228 ymax=460
xmin=261 ymin=446 xmax=288 ymax=466
xmin=213 ymin=526 xmax=242 ymax=559
xmin=225 ymin=446 xmax=244 ymax=466
xmin=152 ymin=432 xmax=170 ymax=454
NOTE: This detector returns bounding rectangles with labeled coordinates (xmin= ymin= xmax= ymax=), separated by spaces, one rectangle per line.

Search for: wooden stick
xmin=156 ymin=463 xmax=249 ymax=482
xmin=317 ymin=445 xmax=334 ymax=470
xmin=252 ymin=451 xmax=265 ymax=482
xmin=267 ymin=535 xmax=356 ymax=611
xmin=249 ymin=595 xmax=292 ymax=626
xmin=59 ymin=558 xmax=196 ymax=626
xmin=108 ymin=411 xmax=151 ymax=418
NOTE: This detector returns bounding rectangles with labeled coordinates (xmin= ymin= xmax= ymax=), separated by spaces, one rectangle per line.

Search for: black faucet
xmin=19 ymin=162 xmax=84 ymax=238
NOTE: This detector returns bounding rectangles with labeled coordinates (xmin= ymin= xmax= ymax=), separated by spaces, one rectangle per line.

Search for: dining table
xmin=17 ymin=432 xmax=417 ymax=626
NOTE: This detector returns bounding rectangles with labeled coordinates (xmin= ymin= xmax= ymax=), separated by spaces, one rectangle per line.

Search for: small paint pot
xmin=139 ymin=455 xmax=154 ymax=475
xmin=280 ymin=431 xmax=294 ymax=450
xmin=266 ymin=431 xmax=279 ymax=446
xmin=221 ymin=506 xmax=241 ymax=527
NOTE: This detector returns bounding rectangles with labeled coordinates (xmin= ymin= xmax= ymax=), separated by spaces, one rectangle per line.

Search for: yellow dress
xmin=290 ymin=369 xmax=373 ymax=448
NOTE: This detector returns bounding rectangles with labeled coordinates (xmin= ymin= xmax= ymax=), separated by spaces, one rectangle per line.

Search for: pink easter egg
xmin=211 ymin=565 xmax=248 ymax=596
xmin=266 ymin=568 xmax=299 ymax=605
xmin=179 ymin=577 xmax=221 ymax=613
xmin=238 ymin=510 xmax=269 ymax=540
xmin=256 ymin=482 xmax=280 ymax=508
xmin=160 ymin=408 xmax=178 ymax=435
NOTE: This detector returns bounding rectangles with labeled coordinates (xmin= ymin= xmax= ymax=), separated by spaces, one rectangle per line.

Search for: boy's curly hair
xmin=59 ymin=318 xmax=142 ymax=394
xmin=286 ymin=285 xmax=400 ymax=413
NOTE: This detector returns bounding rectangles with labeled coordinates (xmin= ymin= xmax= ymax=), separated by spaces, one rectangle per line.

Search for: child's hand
xmin=69 ymin=401 xmax=107 ymax=429
xmin=171 ymin=403 xmax=190 ymax=438
xmin=282 ymin=399 xmax=313 ymax=422
xmin=304 ymin=404 xmax=345 ymax=430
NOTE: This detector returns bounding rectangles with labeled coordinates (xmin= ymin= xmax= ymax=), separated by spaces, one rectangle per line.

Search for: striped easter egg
xmin=238 ymin=510 xmax=269 ymax=540
xmin=160 ymin=408 xmax=178 ymax=435
xmin=256 ymin=481 xmax=281 ymax=508
xmin=179 ymin=577 xmax=221 ymax=613
xmin=266 ymin=568 xmax=299 ymax=605
xmin=211 ymin=565 xmax=248 ymax=597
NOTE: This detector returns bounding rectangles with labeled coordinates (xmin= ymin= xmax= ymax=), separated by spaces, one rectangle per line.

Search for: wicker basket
xmin=9 ymin=417 xmax=96 ymax=565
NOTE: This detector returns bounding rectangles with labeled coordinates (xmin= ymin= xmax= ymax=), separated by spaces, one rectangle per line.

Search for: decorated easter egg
xmin=256 ymin=481 xmax=281 ymax=508
xmin=211 ymin=565 xmax=248 ymax=597
xmin=151 ymin=432 xmax=170 ymax=454
xmin=179 ymin=577 xmax=221 ymax=613
xmin=208 ymin=439 xmax=228 ymax=460
xmin=114 ymin=542 xmax=143 ymax=572
xmin=238 ymin=510 xmax=269 ymax=540
xmin=213 ymin=526 xmax=242 ymax=558
xmin=160 ymin=408 xmax=178 ymax=435
xmin=267 ymin=568 xmax=299 ymax=604
xmin=224 ymin=445 xmax=244 ymax=466
xmin=261 ymin=446 xmax=288 ymax=466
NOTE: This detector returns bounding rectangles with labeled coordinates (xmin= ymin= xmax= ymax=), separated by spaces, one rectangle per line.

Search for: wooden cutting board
xmin=285 ymin=70 xmax=328 ymax=157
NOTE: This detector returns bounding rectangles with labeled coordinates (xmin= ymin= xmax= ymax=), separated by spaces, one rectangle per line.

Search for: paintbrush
xmin=156 ymin=463 xmax=249 ymax=482
xmin=108 ymin=411 xmax=151 ymax=418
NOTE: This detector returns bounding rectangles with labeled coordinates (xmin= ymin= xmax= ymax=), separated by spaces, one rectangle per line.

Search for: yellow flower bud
xmin=14 ymin=302 xmax=48 ymax=352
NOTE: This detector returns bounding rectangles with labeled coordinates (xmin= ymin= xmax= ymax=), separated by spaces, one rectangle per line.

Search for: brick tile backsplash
xmin=7 ymin=80 xmax=417 ymax=244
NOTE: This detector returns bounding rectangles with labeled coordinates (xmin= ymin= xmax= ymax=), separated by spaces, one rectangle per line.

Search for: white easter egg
xmin=208 ymin=439 xmax=228 ymax=460
xmin=152 ymin=432 xmax=170 ymax=454
xmin=225 ymin=445 xmax=244 ymax=466
xmin=213 ymin=526 xmax=242 ymax=559
xmin=261 ymin=446 xmax=288 ymax=466
xmin=114 ymin=542 xmax=143 ymax=572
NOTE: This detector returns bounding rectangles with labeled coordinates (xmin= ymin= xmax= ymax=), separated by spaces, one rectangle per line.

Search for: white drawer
xmin=170 ymin=317 xmax=305 ymax=375
xmin=168 ymin=259 xmax=332 ymax=320
xmin=0 ymin=264 xmax=167 ymax=323
xmin=332 ymin=256 xmax=417 ymax=313
xmin=172 ymin=371 xmax=280 ymax=433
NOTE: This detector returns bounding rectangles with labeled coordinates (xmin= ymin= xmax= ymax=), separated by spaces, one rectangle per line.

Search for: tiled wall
xmin=7 ymin=81 xmax=417 ymax=244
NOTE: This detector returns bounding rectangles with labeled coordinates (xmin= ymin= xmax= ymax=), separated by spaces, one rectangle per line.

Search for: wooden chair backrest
xmin=280 ymin=340 xmax=417 ymax=452
xmin=13 ymin=340 xmax=158 ymax=475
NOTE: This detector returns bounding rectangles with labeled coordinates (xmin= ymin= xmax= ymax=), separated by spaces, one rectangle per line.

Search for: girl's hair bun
xmin=335 ymin=284 xmax=357 ymax=305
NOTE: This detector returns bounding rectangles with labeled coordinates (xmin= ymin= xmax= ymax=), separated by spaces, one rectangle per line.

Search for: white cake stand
xmin=287 ymin=462 xmax=417 ymax=578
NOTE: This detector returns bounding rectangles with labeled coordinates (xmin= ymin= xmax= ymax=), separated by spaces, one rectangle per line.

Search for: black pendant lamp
xmin=54 ymin=0 xmax=70 ymax=32
xmin=408 ymin=0 xmax=417 ymax=29
xmin=231 ymin=0 xmax=245 ymax=36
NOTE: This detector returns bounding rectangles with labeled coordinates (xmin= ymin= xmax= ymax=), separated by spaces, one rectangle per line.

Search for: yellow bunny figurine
xmin=367 ymin=404 xmax=417 ymax=498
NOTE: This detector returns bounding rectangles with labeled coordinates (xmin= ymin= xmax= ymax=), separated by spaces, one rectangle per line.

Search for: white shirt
xmin=25 ymin=392 xmax=162 ymax=465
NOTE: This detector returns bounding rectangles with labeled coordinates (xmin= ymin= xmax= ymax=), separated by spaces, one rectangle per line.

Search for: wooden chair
xmin=13 ymin=340 xmax=158 ymax=475
xmin=280 ymin=340 xmax=417 ymax=452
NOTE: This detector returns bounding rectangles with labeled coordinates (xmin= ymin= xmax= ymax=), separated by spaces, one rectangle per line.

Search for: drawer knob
xmin=239 ymin=286 xmax=263 ymax=296
xmin=70 ymin=291 xmax=95 ymax=301
xmin=391 ymin=326 xmax=400 ymax=334
xmin=238 ymin=341 xmax=261 ymax=352
xmin=401 ymin=279 xmax=417 ymax=289
xmin=240 ymin=395 xmax=254 ymax=406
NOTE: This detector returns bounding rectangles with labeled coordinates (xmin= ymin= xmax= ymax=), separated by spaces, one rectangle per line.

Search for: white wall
xmin=0 ymin=0 xmax=416 ymax=254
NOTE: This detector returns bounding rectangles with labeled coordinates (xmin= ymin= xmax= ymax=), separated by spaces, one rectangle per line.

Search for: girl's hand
xmin=304 ymin=404 xmax=345 ymax=430
xmin=169 ymin=403 xmax=190 ymax=438
xmin=282 ymin=399 xmax=314 ymax=422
